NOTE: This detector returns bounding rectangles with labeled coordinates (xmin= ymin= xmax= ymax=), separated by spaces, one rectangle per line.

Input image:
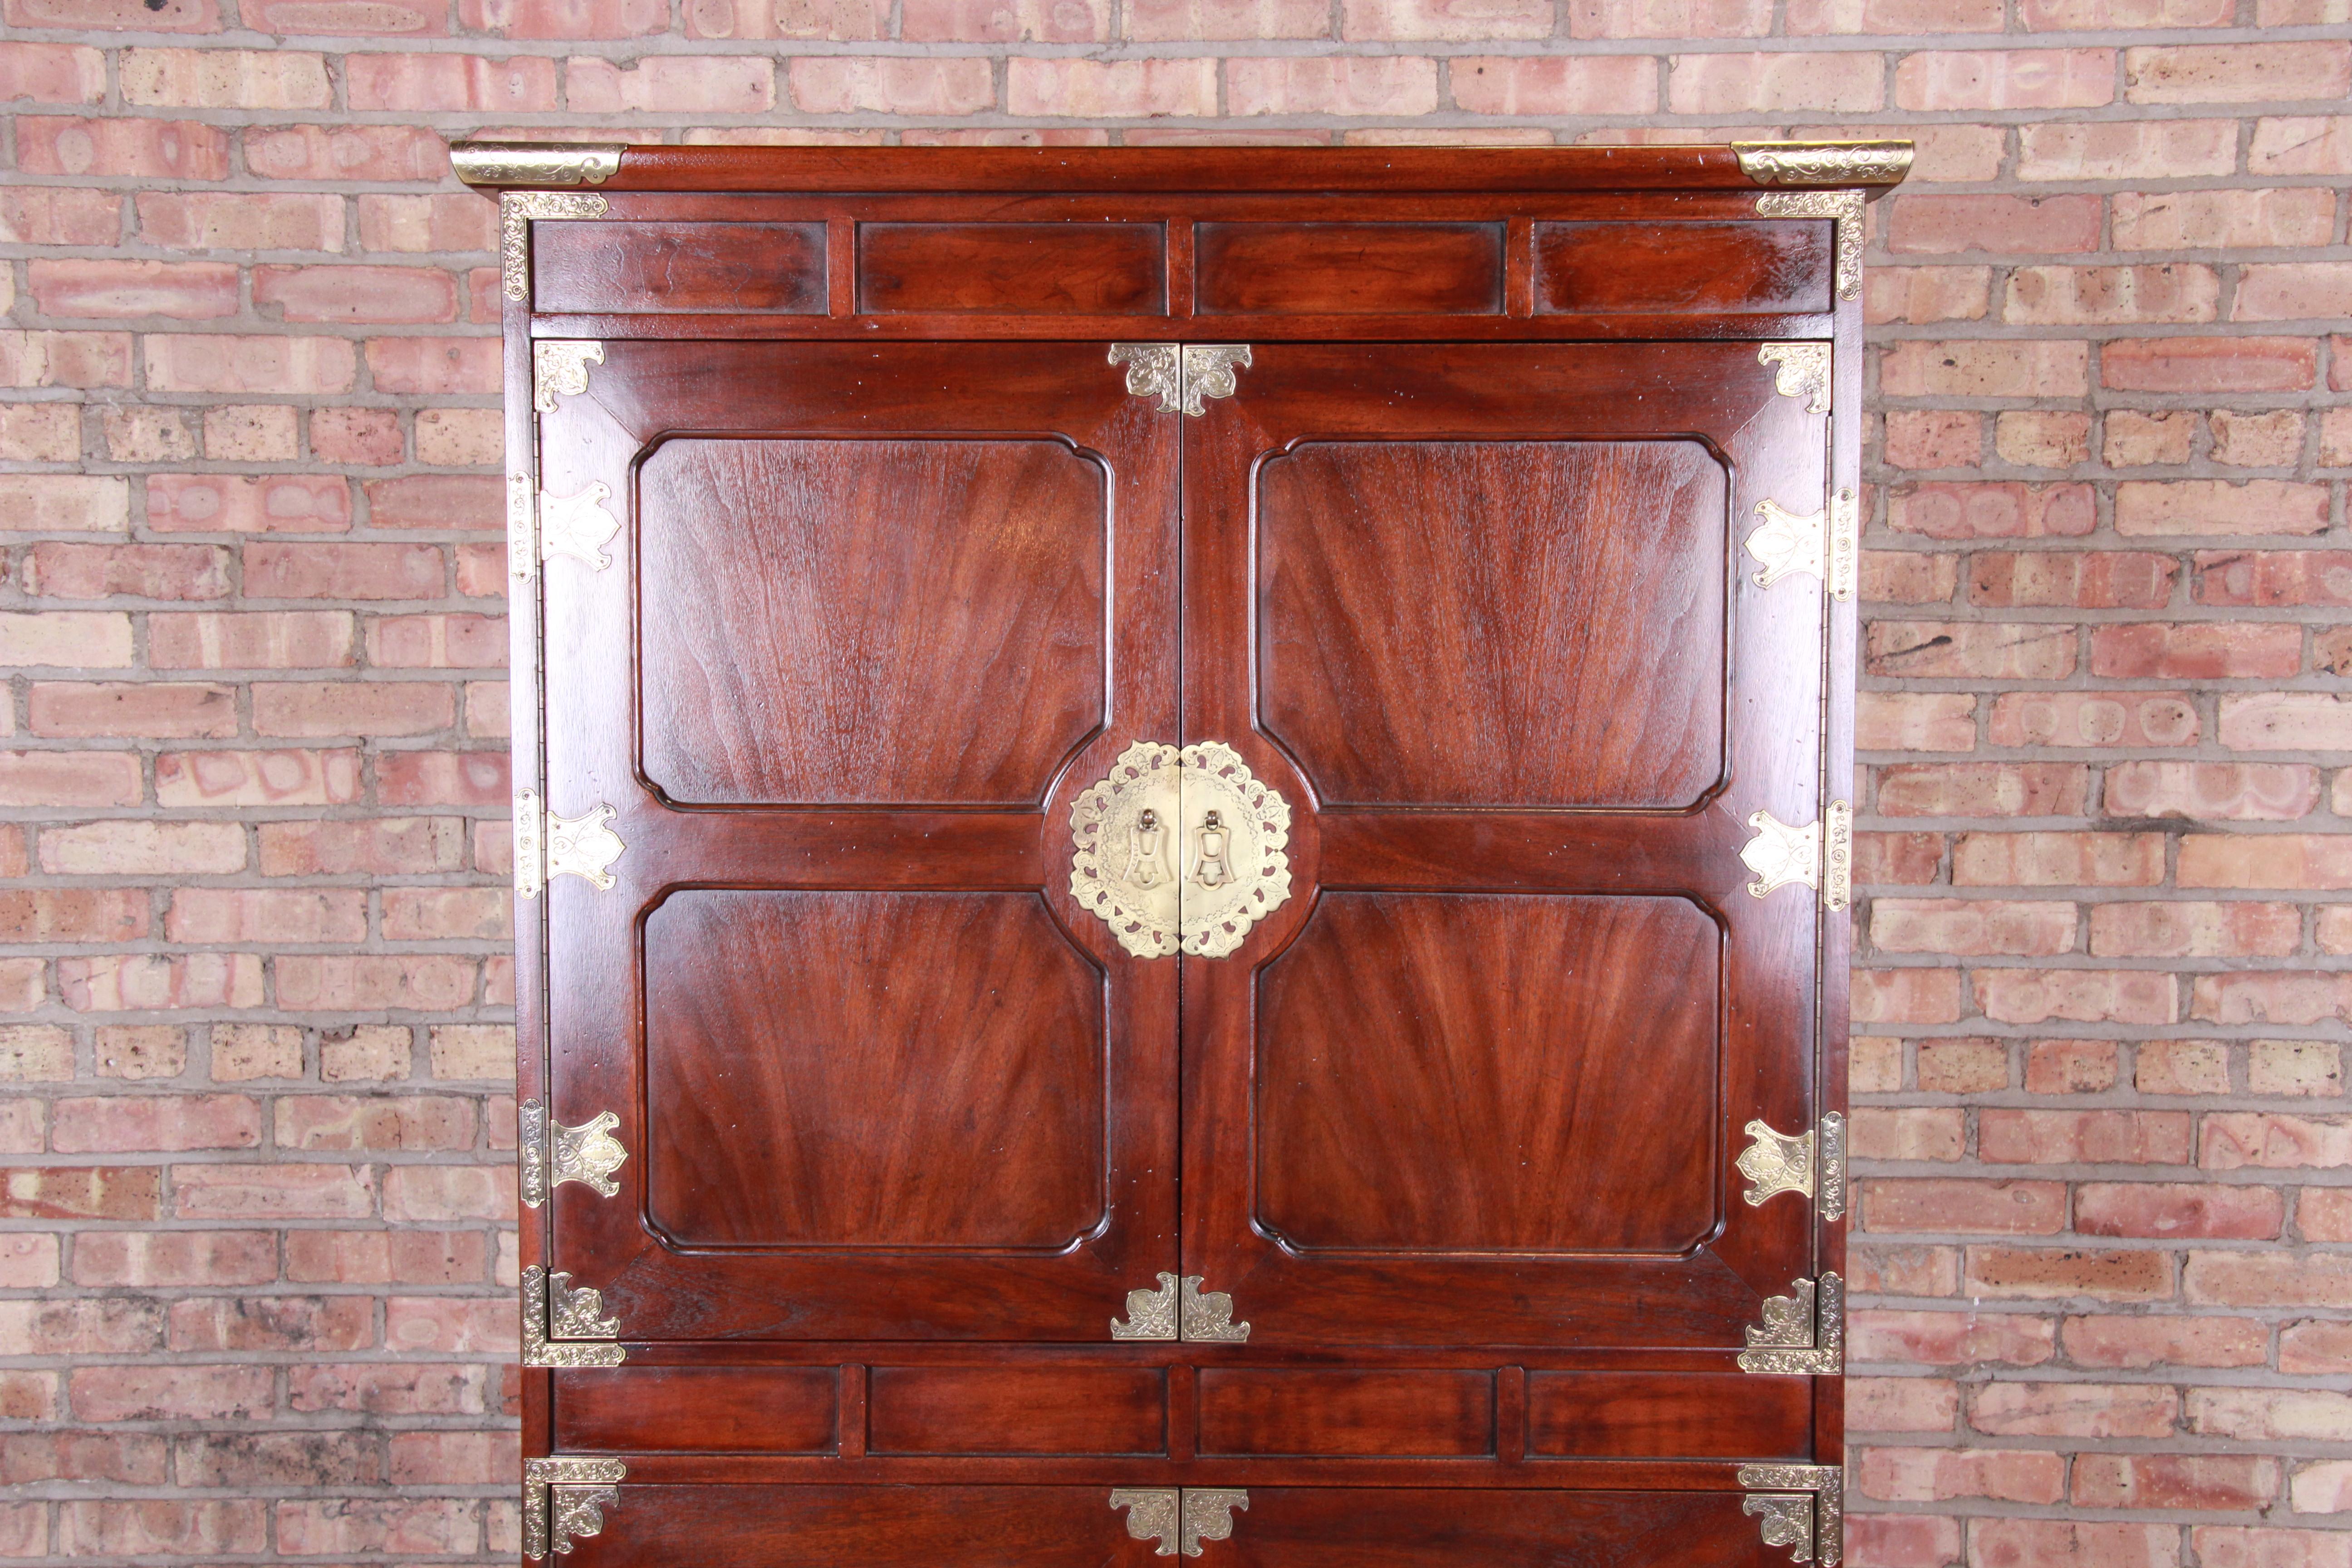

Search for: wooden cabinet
xmin=461 ymin=139 xmax=1909 ymax=1568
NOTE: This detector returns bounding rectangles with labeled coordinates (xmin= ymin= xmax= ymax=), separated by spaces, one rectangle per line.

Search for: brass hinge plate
xmin=1110 ymin=343 xmax=1252 ymax=416
xmin=1738 ymin=1462 xmax=1844 ymax=1565
xmin=1740 ymin=802 xmax=1851 ymax=911
xmin=1110 ymin=1272 xmax=1250 ymax=1342
xmin=521 ymin=1262 xmax=627 ymax=1368
xmin=1738 ymin=1271 xmax=1845 ymax=1377
xmin=508 ymin=477 xmax=621 ymax=588
xmin=522 ymin=1455 xmax=627 ymax=1560
xmin=1735 ymin=1111 xmax=1846 ymax=1218
xmin=1745 ymin=487 xmax=1857 ymax=602
xmin=513 ymin=791 xmax=623 ymax=900
xmin=1112 ymin=1489 xmax=1249 ymax=1557
xmin=519 ymin=1099 xmax=627 ymax=1209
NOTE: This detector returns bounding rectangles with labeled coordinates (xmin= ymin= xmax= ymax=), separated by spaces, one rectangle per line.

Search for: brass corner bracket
xmin=1736 ymin=1111 xmax=1844 ymax=1218
xmin=1110 ymin=343 xmax=1252 ymax=416
xmin=519 ymin=1099 xmax=628 ymax=1210
xmin=499 ymin=191 xmax=608 ymax=302
xmin=521 ymin=1262 xmax=627 ymax=1368
xmin=1738 ymin=1463 xmax=1844 ymax=1565
xmin=533 ymin=341 xmax=604 ymax=414
xmin=1758 ymin=342 xmax=1831 ymax=415
xmin=1737 ymin=1271 xmax=1844 ymax=1377
xmin=1754 ymin=189 xmax=1866 ymax=300
xmin=453 ymin=140 xmax=625 ymax=189
xmin=1733 ymin=140 xmax=1913 ymax=189
xmin=1112 ymin=1489 xmax=1249 ymax=1557
xmin=1110 ymin=1272 xmax=1251 ymax=1343
xmin=523 ymin=1456 xmax=627 ymax=1559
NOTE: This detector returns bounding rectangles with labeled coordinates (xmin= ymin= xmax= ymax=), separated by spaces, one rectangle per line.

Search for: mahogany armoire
xmin=455 ymin=138 xmax=1909 ymax=1568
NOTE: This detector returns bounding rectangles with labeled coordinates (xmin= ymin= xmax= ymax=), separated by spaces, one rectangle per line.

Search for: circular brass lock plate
xmin=1068 ymin=740 xmax=1293 ymax=959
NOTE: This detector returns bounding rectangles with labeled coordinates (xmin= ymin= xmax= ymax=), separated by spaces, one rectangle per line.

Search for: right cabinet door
xmin=1178 ymin=342 xmax=1834 ymax=1355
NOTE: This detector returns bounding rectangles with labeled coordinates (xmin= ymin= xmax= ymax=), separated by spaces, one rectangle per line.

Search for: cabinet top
xmin=448 ymin=139 xmax=1912 ymax=197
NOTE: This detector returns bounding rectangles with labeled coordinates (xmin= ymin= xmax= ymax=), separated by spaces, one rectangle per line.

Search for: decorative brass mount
xmin=514 ymin=792 xmax=624 ymax=900
xmin=1736 ymin=1111 xmax=1844 ymax=1218
xmin=519 ymin=1099 xmax=628 ymax=1209
xmin=1738 ymin=1463 xmax=1844 ymax=1565
xmin=521 ymin=1263 xmax=627 ymax=1368
xmin=1110 ymin=343 xmax=1252 ymax=416
xmin=1758 ymin=342 xmax=1831 ymax=414
xmin=533 ymin=341 xmax=603 ymax=413
xmin=1746 ymin=489 xmax=1857 ymax=603
xmin=1733 ymin=139 xmax=1914 ymax=189
xmin=1737 ymin=1272 xmax=1844 ymax=1377
xmin=452 ymin=140 xmax=625 ymax=189
xmin=523 ymin=1456 xmax=627 ymax=1560
xmin=499 ymin=191 xmax=608 ymax=302
xmin=509 ymin=476 xmax=621 ymax=588
xmin=1754 ymin=190 xmax=1866 ymax=300
xmin=1740 ymin=802 xmax=1852 ymax=912
xmin=1112 ymin=1489 xmax=1249 ymax=1556
xmin=1069 ymin=741 xmax=1293 ymax=960
xmin=1110 ymin=1272 xmax=1250 ymax=1343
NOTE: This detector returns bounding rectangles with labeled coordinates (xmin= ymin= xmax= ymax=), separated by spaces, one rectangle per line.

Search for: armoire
xmin=456 ymin=137 xmax=1909 ymax=1568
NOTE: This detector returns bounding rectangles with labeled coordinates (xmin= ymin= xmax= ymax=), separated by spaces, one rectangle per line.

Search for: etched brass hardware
xmin=533 ymin=341 xmax=603 ymax=413
xmin=1739 ymin=802 xmax=1851 ymax=911
xmin=1109 ymin=1272 xmax=1251 ymax=1343
xmin=1733 ymin=138 xmax=1914 ymax=189
xmin=1738 ymin=1273 xmax=1845 ymax=1377
xmin=509 ymin=479 xmax=621 ymax=586
xmin=1738 ymin=1463 xmax=1843 ymax=1565
xmin=514 ymin=792 xmax=625 ymax=899
xmin=499 ymin=191 xmax=609 ymax=302
xmin=1758 ymin=342 xmax=1831 ymax=415
xmin=1754 ymin=190 xmax=1866 ymax=300
xmin=1111 ymin=1489 xmax=1249 ymax=1556
xmin=519 ymin=1100 xmax=627 ymax=1209
xmin=1070 ymin=740 xmax=1293 ymax=960
xmin=1818 ymin=1110 xmax=1847 ymax=1222
xmin=452 ymin=140 xmax=625 ymax=188
xmin=521 ymin=1263 xmax=626 ymax=1368
xmin=522 ymin=1456 xmax=627 ymax=1560
xmin=1745 ymin=489 xmax=1857 ymax=602
xmin=1736 ymin=1120 xmax=1814 ymax=1207
xmin=1108 ymin=343 xmax=1252 ymax=416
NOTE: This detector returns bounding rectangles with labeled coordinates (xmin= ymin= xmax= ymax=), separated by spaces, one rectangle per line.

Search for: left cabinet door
xmin=520 ymin=339 xmax=1181 ymax=1342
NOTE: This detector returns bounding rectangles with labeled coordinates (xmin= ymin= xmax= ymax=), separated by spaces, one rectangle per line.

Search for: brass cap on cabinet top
xmin=450 ymin=140 xmax=625 ymax=188
xmin=1731 ymin=139 xmax=1915 ymax=191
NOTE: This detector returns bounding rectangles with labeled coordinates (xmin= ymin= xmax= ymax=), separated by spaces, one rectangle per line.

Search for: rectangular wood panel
xmin=576 ymin=1486 xmax=1165 ymax=1568
xmin=1197 ymin=1371 xmax=1494 ymax=1456
xmin=1215 ymin=1488 xmax=1763 ymax=1568
xmin=858 ymin=222 xmax=1166 ymax=313
xmin=1195 ymin=224 xmax=1503 ymax=314
xmin=868 ymin=1367 xmax=1166 ymax=1455
xmin=554 ymin=1368 xmax=837 ymax=1452
xmin=531 ymin=220 xmax=826 ymax=314
xmin=1526 ymin=1372 xmax=1814 ymax=1460
xmin=1532 ymin=220 xmax=1833 ymax=315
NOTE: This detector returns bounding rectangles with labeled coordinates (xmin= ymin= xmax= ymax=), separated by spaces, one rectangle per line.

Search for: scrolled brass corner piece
xmin=1112 ymin=1490 xmax=1181 ymax=1556
xmin=500 ymin=191 xmax=608 ymax=302
xmin=1737 ymin=1272 xmax=1844 ymax=1377
xmin=1110 ymin=343 xmax=1182 ymax=413
xmin=1111 ymin=1271 xmax=1180 ymax=1340
xmin=1179 ymin=1274 xmax=1250 ymax=1343
xmin=520 ymin=1100 xmax=628 ymax=1209
xmin=454 ymin=140 xmax=625 ymax=188
xmin=521 ymin=1262 xmax=626 ymax=1368
xmin=1179 ymin=344 xmax=1251 ymax=416
xmin=1736 ymin=1120 xmax=1814 ymax=1207
xmin=1758 ymin=343 xmax=1831 ymax=415
xmin=1818 ymin=1111 xmax=1847 ymax=1223
xmin=1733 ymin=139 xmax=1913 ymax=189
xmin=1181 ymin=1491 xmax=1249 ymax=1555
xmin=1737 ymin=1463 xmax=1843 ymax=1565
xmin=523 ymin=1456 xmax=627 ymax=1560
xmin=1755 ymin=189 xmax=1866 ymax=299
xmin=533 ymin=341 xmax=604 ymax=414
xmin=1740 ymin=809 xmax=1822 ymax=900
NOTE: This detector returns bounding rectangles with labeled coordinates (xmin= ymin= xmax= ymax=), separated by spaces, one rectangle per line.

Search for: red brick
xmin=2024 ymin=1038 xmax=2117 ymax=1093
xmin=0 ymin=889 xmax=146 ymax=943
xmin=2201 ymin=1112 xmax=2352 ymax=1171
xmin=345 ymin=52 xmax=554 ymax=112
xmin=1847 ymin=1516 xmax=1963 ymax=1568
xmin=1857 ymin=692 xmax=1975 ymax=752
xmin=258 ymin=817 xmax=466 ymax=875
xmin=1881 ymin=338 xmax=2088 ymax=397
xmin=2126 ymin=40 xmax=2351 ymax=103
xmin=1866 ymin=265 xmax=1990 ymax=325
xmin=1970 ymin=551 xmax=2176 ymax=609
xmin=363 ymin=474 xmax=501 ymax=533
xmin=27 ymin=260 xmax=237 ymax=320
xmin=170 ymin=1162 xmax=376 ymax=1220
xmin=2077 ymin=1454 xmax=2280 ymax=1511
xmin=276 ymin=1497 xmax=478 ymax=1557
xmin=2078 ymin=1182 xmax=2285 ymax=1240
xmin=2107 ymin=762 xmax=2318 ymax=823
xmin=1972 ymin=1382 xmax=2180 ymax=1439
xmin=148 ymin=474 xmax=352 ymax=535
xmin=1917 ymin=1038 xmax=2009 ymax=1094
xmin=25 ymin=544 xmax=229 ymax=601
xmin=385 ymin=1295 xmax=514 ymax=1352
xmin=1994 ymin=410 xmax=2090 ymax=468
xmin=2019 ymin=118 xmax=2237 ymax=181
xmin=1450 ymin=55 xmax=1655 ymax=114
xmin=1977 ymin=967 xmax=2178 ymax=1025
xmin=0 ymin=40 xmax=108 ymax=101
xmin=2193 ymin=971 xmax=2352 ymax=1027
xmin=1876 ymin=763 xmax=2087 ymax=818
xmin=52 ymin=1094 xmax=259 ymax=1153
xmin=1883 ymin=410 xmax=1981 ymax=470
xmin=1857 ymin=1446 xmax=2065 ymax=1505
xmin=252 ymin=681 xmax=453 ymax=738
xmin=2192 ymin=1529 xmax=2352 ymax=1568
xmin=2063 ymin=1313 xmax=2268 ymax=1369
xmin=28 ymin=682 xmax=235 ymax=739
xmin=244 ymin=123 xmax=447 ymax=182
xmin=364 ymin=336 xmax=500 ymax=395
xmin=378 ymin=750 xmax=510 ymax=805
xmin=2180 ymin=835 xmax=2352 ymax=890
xmin=1667 ymin=49 xmax=1882 ymax=112
xmin=277 ymin=956 xmax=476 ymax=1011
xmin=285 ymin=1362 xmax=493 ymax=1416
xmin=2189 ymin=1385 xmax=2352 ymax=1439
xmin=15 ymin=116 xmax=230 ymax=179
xmin=1887 ymin=193 xmax=2100 ymax=255
xmin=391 ymin=1430 xmax=516 ymax=1486
xmin=173 ymin=1430 xmax=383 ymax=1487
xmin=2092 ymin=899 xmax=2303 ymax=957
xmin=255 ymin=264 xmax=459 ymax=325
xmin=2090 ymin=622 xmax=2301 ymax=679
xmin=145 ymin=334 xmax=355 ymax=395
xmin=2251 ymin=115 xmax=2352 ymax=176
xmin=1849 ymin=1308 xmax=2054 ymax=1366
xmin=1888 ymin=481 xmax=2093 ymax=540
xmin=69 ymin=1365 xmax=273 ymax=1422
xmin=2102 ymin=336 xmax=2318 ymax=392
xmin=156 ymin=748 xmax=360 ymax=807
xmin=1862 ymin=1179 xmax=2067 ymax=1235
xmin=1852 ymin=967 xmax=1966 ymax=1024
xmin=244 ymin=542 xmax=444 ymax=601
xmin=2282 ymin=1323 xmax=2352 ymax=1376
xmin=70 ymin=1230 xmax=275 ymax=1287
xmin=58 ymin=953 xmax=264 ymax=1011
xmin=462 ymin=0 xmax=665 ymax=29
xmin=684 ymin=0 xmax=892 ymax=35
xmin=1866 ymin=621 xmax=2076 ymax=680
xmin=284 ymin=1228 xmax=488 ymax=1285
xmin=167 ymin=888 xmax=366 ymax=944
xmin=134 ymin=191 xmax=342 ymax=252
xmin=1980 ymin=1109 xmax=2190 ymax=1164
xmin=2197 ymin=550 xmax=2352 ymax=608
xmin=2117 ymin=479 xmax=2329 ymax=537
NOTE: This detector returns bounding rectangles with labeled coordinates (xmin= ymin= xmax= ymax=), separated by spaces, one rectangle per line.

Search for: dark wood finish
xmin=868 ymin=1367 xmax=1166 ymax=1455
xmin=638 ymin=435 xmax=1105 ymax=806
xmin=1258 ymin=437 xmax=1725 ymax=806
xmin=1212 ymin=1488 xmax=1765 ymax=1568
xmin=555 ymin=1368 xmax=836 ymax=1452
xmin=1196 ymin=1370 xmax=1493 ymax=1457
xmin=1195 ymin=224 xmax=1502 ymax=315
xmin=859 ymin=223 xmax=1165 ymax=314
xmin=1525 ymin=1373 xmax=1813 ymax=1460
xmin=533 ymin=220 xmax=825 ymax=314
xmin=1533 ymin=220 xmax=1831 ymax=315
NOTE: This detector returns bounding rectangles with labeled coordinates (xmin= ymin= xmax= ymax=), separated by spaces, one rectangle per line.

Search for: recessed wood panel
xmin=858 ymin=223 xmax=1165 ymax=314
xmin=638 ymin=437 xmax=1106 ymax=806
xmin=868 ymin=1367 xmax=1165 ymax=1455
xmin=532 ymin=221 xmax=826 ymax=314
xmin=1533 ymin=220 xmax=1832 ymax=315
xmin=1258 ymin=439 xmax=1725 ymax=808
xmin=1197 ymin=1370 xmax=1493 ymax=1456
xmin=583 ymin=1486 xmax=1156 ymax=1568
xmin=1526 ymin=1372 xmax=1813 ymax=1460
xmin=554 ymin=1368 xmax=836 ymax=1452
xmin=644 ymin=891 xmax=1106 ymax=1249
xmin=1195 ymin=224 xmax=1503 ymax=315
xmin=1256 ymin=893 xmax=1720 ymax=1254
xmin=1216 ymin=1489 xmax=1761 ymax=1568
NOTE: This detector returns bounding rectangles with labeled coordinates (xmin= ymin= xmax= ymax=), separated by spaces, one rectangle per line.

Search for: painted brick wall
xmin=0 ymin=0 xmax=2346 ymax=1563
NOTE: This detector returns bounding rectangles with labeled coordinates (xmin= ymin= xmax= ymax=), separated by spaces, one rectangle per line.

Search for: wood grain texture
xmin=1525 ymin=1372 xmax=1813 ymax=1460
xmin=1258 ymin=439 xmax=1725 ymax=808
xmin=1255 ymin=892 xmax=1721 ymax=1254
xmin=1196 ymin=224 xmax=1502 ymax=315
xmin=572 ymin=1485 xmax=1162 ymax=1568
xmin=533 ymin=221 xmax=826 ymax=314
xmin=1209 ymin=1488 xmax=1762 ymax=1568
xmin=638 ymin=436 xmax=1106 ymax=806
xmin=1533 ymin=220 xmax=1831 ymax=315
xmin=554 ymin=1368 xmax=837 ymax=1452
xmin=868 ymin=1367 xmax=1166 ymax=1455
xmin=1196 ymin=1370 xmax=1494 ymax=1457
xmin=643 ymin=891 xmax=1105 ymax=1249
xmin=859 ymin=223 xmax=1164 ymax=314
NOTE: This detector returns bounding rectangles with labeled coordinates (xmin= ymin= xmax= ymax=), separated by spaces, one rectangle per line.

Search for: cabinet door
xmin=1177 ymin=342 xmax=1832 ymax=1351
xmin=525 ymin=340 xmax=1179 ymax=1341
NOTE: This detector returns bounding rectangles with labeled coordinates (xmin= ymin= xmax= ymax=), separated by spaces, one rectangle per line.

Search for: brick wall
xmin=0 ymin=2 xmax=2345 ymax=1564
